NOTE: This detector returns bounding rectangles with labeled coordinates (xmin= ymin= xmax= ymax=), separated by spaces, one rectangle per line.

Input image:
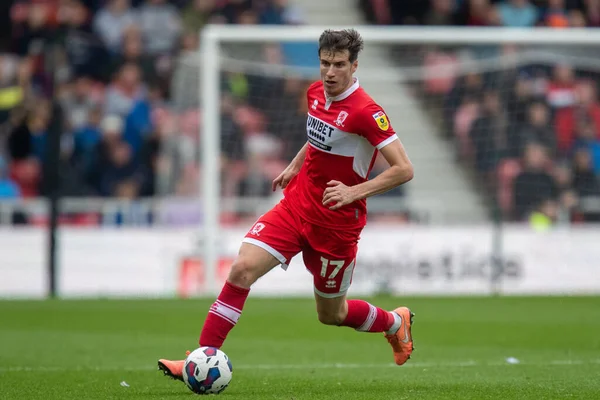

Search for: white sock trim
xmin=209 ymin=301 xmax=241 ymax=325
xmin=385 ymin=312 xmax=402 ymax=335
xmin=356 ymin=304 xmax=378 ymax=332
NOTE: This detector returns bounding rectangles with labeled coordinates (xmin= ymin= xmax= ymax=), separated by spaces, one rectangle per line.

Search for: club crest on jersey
xmin=311 ymin=99 xmax=318 ymax=110
xmin=250 ymin=223 xmax=265 ymax=236
xmin=372 ymin=111 xmax=389 ymax=131
xmin=335 ymin=111 xmax=348 ymax=127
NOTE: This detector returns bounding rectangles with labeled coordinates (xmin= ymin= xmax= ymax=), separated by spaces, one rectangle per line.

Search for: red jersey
xmin=283 ymin=79 xmax=398 ymax=229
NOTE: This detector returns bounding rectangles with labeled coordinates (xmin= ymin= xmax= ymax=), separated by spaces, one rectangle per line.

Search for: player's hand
xmin=272 ymin=165 xmax=299 ymax=191
xmin=322 ymin=180 xmax=358 ymax=210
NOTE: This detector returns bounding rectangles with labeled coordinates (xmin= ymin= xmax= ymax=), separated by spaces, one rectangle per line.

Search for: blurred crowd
xmin=3 ymin=0 xmax=599 ymax=226
xmin=363 ymin=0 xmax=600 ymax=28
xmin=443 ymin=64 xmax=600 ymax=223
xmin=362 ymin=0 xmax=600 ymax=223
xmin=0 ymin=0 xmax=316 ymax=225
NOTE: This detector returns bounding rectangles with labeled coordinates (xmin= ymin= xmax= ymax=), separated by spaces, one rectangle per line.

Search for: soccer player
xmin=158 ymin=29 xmax=415 ymax=380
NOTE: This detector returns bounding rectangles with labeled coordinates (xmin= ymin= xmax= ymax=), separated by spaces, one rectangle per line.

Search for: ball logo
xmin=335 ymin=111 xmax=348 ymax=127
xmin=250 ymin=223 xmax=265 ymax=236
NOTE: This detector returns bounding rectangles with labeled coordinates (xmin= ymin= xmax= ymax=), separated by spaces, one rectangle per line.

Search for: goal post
xmin=197 ymin=25 xmax=600 ymax=296
xmin=200 ymin=25 xmax=221 ymax=296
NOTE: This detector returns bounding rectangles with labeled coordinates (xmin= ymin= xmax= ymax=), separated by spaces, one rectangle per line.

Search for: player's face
xmin=319 ymin=50 xmax=357 ymax=97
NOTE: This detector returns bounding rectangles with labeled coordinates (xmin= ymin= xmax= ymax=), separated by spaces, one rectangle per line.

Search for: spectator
xmin=572 ymin=116 xmax=600 ymax=174
xmin=27 ymin=102 xmax=50 ymax=162
xmin=513 ymin=143 xmax=558 ymax=220
xmin=552 ymin=161 xmax=578 ymax=218
xmin=59 ymin=75 xmax=100 ymax=131
xmin=93 ymin=0 xmax=137 ymax=54
xmin=423 ymin=0 xmax=457 ymax=25
xmin=506 ymin=73 xmax=535 ymax=127
xmin=112 ymin=25 xmax=157 ymax=82
xmin=52 ymin=132 xmax=94 ymax=197
xmin=572 ymin=147 xmax=600 ymax=197
xmin=72 ymin=105 xmax=103 ymax=172
xmin=13 ymin=2 xmax=53 ymax=61
xmin=9 ymin=156 xmax=40 ymax=198
xmin=0 ymin=156 xmax=21 ymax=199
xmin=453 ymin=95 xmax=480 ymax=157
xmin=555 ymin=80 xmax=600 ymax=153
xmin=546 ymin=64 xmax=577 ymax=110
xmin=58 ymin=0 xmax=108 ymax=81
xmin=277 ymin=4 xmax=319 ymax=69
xmin=86 ymin=114 xmax=125 ymax=192
xmin=137 ymin=0 xmax=182 ymax=56
xmin=0 ymin=55 xmax=29 ymax=124
xmin=518 ymin=101 xmax=557 ymax=157
xmin=585 ymin=0 xmax=600 ymax=26
xmin=568 ymin=9 xmax=588 ymax=26
xmin=497 ymin=0 xmax=539 ymax=27
xmin=104 ymin=63 xmax=146 ymax=118
xmin=220 ymin=0 xmax=254 ymax=24
xmin=445 ymin=72 xmax=484 ymax=137
xmin=469 ymin=90 xmax=513 ymax=175
xmin=456 ymin=0 xmax=493 ymax=26
xmin=529 ymin=199 xmax=558 ymax=231
xmin=267 ymin=78 xmax=310 ymax=161
xmin=182 ymin=0 xmax=218 ymax=33
xmin=171 ymin=31 xmax=200 ymax=111
xmin=257 ymin=0 xmax=289 ymax=25
xmin=542 ymin=0 xmax=569 ymax=28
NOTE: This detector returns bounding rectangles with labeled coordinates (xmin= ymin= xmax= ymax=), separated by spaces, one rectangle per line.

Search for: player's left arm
xmin=322 ymin=140 xmax=413 ymax=210
xmin=322 ymin=106 xmax=414 ymax=210
xmin=351 ymin=139 xmax=414 ymax=199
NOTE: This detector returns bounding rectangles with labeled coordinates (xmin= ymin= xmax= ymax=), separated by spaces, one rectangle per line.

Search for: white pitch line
xmin=1 ymin=360 xmax=599 ymax=373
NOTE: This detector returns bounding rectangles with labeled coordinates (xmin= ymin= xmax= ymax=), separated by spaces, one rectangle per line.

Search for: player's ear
xmin=351 ymin=60 xmax=358 ymax=74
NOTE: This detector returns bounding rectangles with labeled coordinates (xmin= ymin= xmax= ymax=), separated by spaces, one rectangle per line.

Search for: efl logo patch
xmin=372 ymin=111 xmax=389 ymax=131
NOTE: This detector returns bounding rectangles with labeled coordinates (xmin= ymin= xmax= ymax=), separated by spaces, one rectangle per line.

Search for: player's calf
xmin=199 ymin=243 xmax=280 ymax=348
xmin=317 ymin=308 xmax=347 ymax=325
xmin=314 ymin=291 xmax=348 ymax=326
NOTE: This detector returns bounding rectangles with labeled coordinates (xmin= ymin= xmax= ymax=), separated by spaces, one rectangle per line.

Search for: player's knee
xmin=317 ymin=309 xmax=345 ymax=326
xmin=227 ymin=257 xmax=261 ymax=289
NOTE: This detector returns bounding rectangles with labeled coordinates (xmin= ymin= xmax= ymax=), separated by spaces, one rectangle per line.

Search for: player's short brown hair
xmin=318 ymin=29 xmax=364 ymax=63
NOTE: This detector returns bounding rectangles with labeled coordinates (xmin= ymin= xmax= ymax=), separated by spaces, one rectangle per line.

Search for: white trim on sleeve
xmin=376 ymin=134 xmax=399 ymax=150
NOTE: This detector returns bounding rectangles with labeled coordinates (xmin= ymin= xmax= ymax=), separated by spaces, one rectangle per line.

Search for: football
xmin=182 ymin=347 xmax=233 ymax=395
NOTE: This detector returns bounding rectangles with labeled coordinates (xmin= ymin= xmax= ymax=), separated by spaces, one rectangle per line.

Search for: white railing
xmin=0 ymin=196 xmax=414 ymax=226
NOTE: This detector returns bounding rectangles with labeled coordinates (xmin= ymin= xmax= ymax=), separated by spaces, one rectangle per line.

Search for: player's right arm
xmin=272 ymin=142 xmax=308 ymax=191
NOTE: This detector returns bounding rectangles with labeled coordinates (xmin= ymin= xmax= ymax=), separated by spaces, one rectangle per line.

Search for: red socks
xmin=199 ymin=284 xmax=393 ymax=347
xmin=199 ymin=281 xmax=250 ymax=348
xmin=341 ymin=299 xmax=395 ymax=333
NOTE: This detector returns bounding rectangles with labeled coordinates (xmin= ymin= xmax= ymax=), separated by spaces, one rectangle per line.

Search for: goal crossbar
xmin=203 ymin=25 xmax=600 ymax=45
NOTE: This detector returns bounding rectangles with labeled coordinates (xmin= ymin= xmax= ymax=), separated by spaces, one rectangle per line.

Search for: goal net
xmin=167 ymin=26 xmax=600 ymax=296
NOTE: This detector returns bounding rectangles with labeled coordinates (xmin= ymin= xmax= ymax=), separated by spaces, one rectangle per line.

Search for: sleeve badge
xmin=372 ymin=111 xmax=389 ymax=131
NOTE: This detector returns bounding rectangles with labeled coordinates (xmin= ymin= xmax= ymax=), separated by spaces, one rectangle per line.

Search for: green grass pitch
xmin=1 ymin=296 xmax=600 ymax=399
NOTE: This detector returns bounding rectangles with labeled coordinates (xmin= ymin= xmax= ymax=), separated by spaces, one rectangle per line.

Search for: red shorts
xmin=242 ymin=199 xmax=361 ymax=298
